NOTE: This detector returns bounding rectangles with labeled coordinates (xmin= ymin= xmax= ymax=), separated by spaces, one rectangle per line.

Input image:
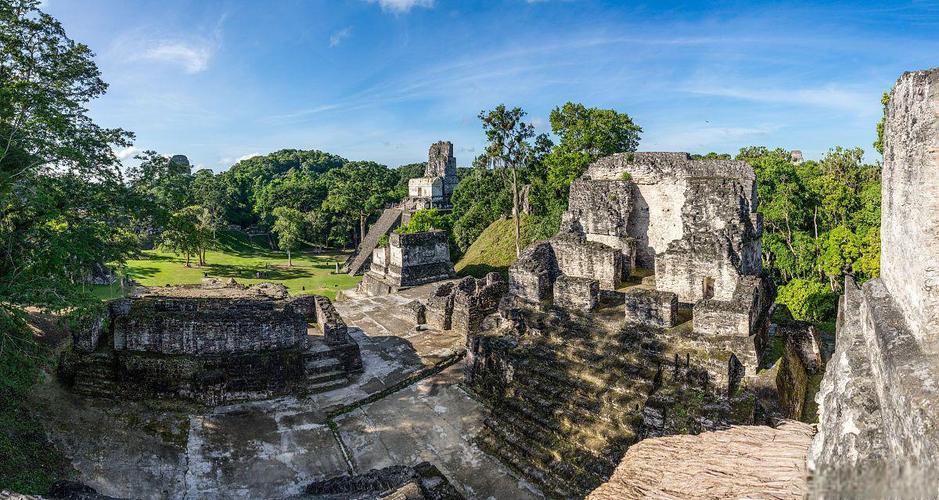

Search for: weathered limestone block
xmin=426 ymin=282 xmax=455 ymax=330
xmin=564 ymin=178 xmax=633 ymax=237
xmin=775 ymin=321 xmax=822 ymax=420
xmin=452 ymin=276 xmax=508 ymax=337
xmin=692 ymin=275 xmax=773 ymax=337
xmin=585 ymin=152 xmax=756 ymax=267
xmin=369 ymin=245 xmax=390 ymax=275
xmin=553 ymin=275 xmax=599 ymax=311
xmin=386 ymin=230 xmax=455 ymax=288
xmin=655 ymin=177 xmax=761 ymax=303
xmin=880 ymin=68 xmax=939 ymax=347
xmin=313 ymin=295 xmax=348 ymax=343
xmin=407 ymin=176 xmax=444 ymax=202
xmin=406 ymin=300 xmax=426 ymax=325
xmin=623 ymin=288 xmax=678 ymax=328
xmin=286 ymin=295 xmax=317 ymax=321
xmin=508 ymin=241 xmax=558 ymax=302
xmin=71 ymin=311 xmax=106 ymax=354
xmin=551 ymin=234 xmax=622 ymax=290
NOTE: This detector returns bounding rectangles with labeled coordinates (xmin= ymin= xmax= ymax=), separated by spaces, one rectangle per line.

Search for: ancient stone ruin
xmin=61 ymin=280 xmax=362 ymax=404
xmin=346 ymin=141 xmax=460 ymax=276
xmin=305 ymin=462 xmax=463 ymax=499
xmin=462 ymin=151 xmax=818 ymax=497
xmin=357 ymin=229 xmax=455 ymax=296
xmin=810 ymin=66 xmax=939 ymax=497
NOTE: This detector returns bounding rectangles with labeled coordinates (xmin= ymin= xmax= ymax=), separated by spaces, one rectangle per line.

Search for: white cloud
xmin=329 ymin=27 xmax=352 ymax=48
xmin=366 ymin=0 xmax=434 ymax=14
xmin=142 ymin=41 xmax=215 ymax=73
xmin=236 ymin=152 xmax=261 ymax=162
xmin=115 ymin=146 xmax=139 ymax=160
xmin=684 ymin=83 xmax=875 ymax=114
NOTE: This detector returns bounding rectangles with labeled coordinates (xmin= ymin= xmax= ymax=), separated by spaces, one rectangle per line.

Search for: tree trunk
xmin=287 ymin=248 xmax=292 ymax=268
xmin=185 ymin=253 xmax=191 ymax=267
xmin=360 ymin=214 xmax=366 ymax=248
xmin=512 ymin=167 xmax=521 ymax=258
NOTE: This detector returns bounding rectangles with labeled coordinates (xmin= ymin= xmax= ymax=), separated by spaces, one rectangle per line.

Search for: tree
xmin=322 ymin=161 xmax=398 ymax=247
xmin=548 ymin=102 xmax=641 ymax=158
xmin=271 ymin=206 xmax=306 ymax=267
xmin=160 ymin=206 xmax=213 ymax=267
xmin=398 ymin=208 xmax=449 ymax=234
xmin=873 ymin=91 xmax=890 ymax=156
xmin=479 ymin=105 xmax=535 ymax=258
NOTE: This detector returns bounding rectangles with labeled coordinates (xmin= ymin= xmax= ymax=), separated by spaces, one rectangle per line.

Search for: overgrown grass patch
xmin=94 ymin=232 xmax=361 ymax=300
xmin=455 ymin=216 xmax=536 ymax=278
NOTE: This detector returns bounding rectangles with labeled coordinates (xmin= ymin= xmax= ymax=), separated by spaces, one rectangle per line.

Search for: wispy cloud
xmin=329 ymin=27 xmax=352 ymax=47
xmin=219 ymin=152 xmax=261 ymax=166
xmin=684 ymin=83 xmax=875 ymax=114
xmin=366 ymin=0 xmax=434 ymax=14
xmin=111 ymin=16 xmax=225 ymax=74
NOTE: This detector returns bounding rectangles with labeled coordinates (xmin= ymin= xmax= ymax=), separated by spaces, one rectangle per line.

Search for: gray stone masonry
xmin=811 ymin=67 xmax=939 ymax=497
xmin=508 ymin=241 xmax=558 ymax=302
xmin=623 ymin=288 xmax=678 ymax=328
xmin=553 ymin=275 xmax=600 ymax=312
xmin=313 ymin=295 xmax=348 ymax=344
xmin=880 ymin=69 xmax=939 ymax=348
xmin=551 ymin=233 xmax=622 ymax=290
xmin=426 ymin=282 xmax=455 ymax=331
xmin=692 ymin=275 xmax=773 ymax=338
xmin=585 ymin=152 xmax=756 ymax=268
xmin=359 ymin=229 xmax=455 ymax=295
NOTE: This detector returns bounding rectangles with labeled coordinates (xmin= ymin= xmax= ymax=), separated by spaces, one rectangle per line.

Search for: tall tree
xmin=271 ymin=206 xmax=306 ymax=267
xmin=479 ymin=105 xmax=535 ymax=258
xmin=322 ymin=161 xmax=398 ymax=246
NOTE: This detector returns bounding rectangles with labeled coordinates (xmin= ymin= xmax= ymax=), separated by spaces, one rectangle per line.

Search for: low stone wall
xmin=387 ymin=230 xmax=455 ymax=287
xmin=508 ymin=241 xmax=558 ymax=302
xmin=451 ymin=274 xmax=508 ymax=337
xmin=623 ymin=288 xmax=677 ymax=328
xmin=113 ymin=300 xmax=307 ymax=355
xmin=313 ymin=295 xmax=348 ymax=343
xmin=692 ymin=275 xmax=773 ymax=337
xmin=554 ymin=275 xmax=599 ymax=311
xmin=552 ymin=234 xmax=622 ymax=290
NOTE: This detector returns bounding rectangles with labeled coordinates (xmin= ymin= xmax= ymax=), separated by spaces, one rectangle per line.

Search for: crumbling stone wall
xmin=508 ymin=241 xmax=558 ymax=302
xmin=880 ymin=69 xmax=939 ymax=346
xmin=63 ymin=283 xmax=362 ymax=403
xmin=359 ymin=229 xmax=455 ymax=295
xmin=585 ymin=152 xmax=756 ymax=269
xmin=423 ymin=274 xmax=508 ymax=337
xmin=810 ymin=67 xmax=939 ymax=497
xmin=112 ymin=299 xmax=306 ymax=355
xmin=623 ymin=288 xmax=678 ymax=328
xmin=655 ymin=176 xmax=762 ymax=303
xmin=551 ymin=234 xmax=622 ymax=290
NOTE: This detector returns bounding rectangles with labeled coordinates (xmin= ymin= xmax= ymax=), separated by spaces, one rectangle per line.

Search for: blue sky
xmin=45 ymin=0 xmax=939 ymax=171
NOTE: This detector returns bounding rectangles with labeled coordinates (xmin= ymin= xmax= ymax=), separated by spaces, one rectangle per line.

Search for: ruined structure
xmin=357 ymin=229 xmax=455 ymax=296
xmin=305 ymin=462 xmax=463 ymax=499
xmin=463 ymin=152 xmax=809 ymax=497
xmin=346 ymin=141 xmax=460 ymax=275
xmin=810 ymin=67 xmax=939 ymax=496
xmin=62 ymin=280 xmax=362 ymax=404
xmin=401 ymin=141 xmax=459 ymax=216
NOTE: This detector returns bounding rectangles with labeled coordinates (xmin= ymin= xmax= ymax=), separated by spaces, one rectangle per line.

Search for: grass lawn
xmin=455 ymin=216 xmax=536 ymax=278
xmin=93 ymin=232 xmax=361 ymax=301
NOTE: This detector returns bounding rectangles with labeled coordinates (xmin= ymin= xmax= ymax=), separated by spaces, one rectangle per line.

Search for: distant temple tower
xmin=404 ymin=141 xmax=459 ymax=211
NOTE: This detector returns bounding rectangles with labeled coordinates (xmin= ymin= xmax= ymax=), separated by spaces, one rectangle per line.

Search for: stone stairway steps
xmin=72 ymin=353 xmax=118 ymax=398
xmin=345 ymin=207 xmax=402 ymax=275
xmin=305 ymin=357 xmax=342 ymax=374
xmin=475 ymin=427 xmax=577 ymax=499
xmin=308 ymin=377 xmax=350 ymax=393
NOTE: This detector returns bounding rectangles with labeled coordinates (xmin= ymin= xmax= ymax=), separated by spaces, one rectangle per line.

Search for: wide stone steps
xmin=484 ymin=419 xmax=615 ymax=487
xmin=305 ymin=357 xmax=342 ymax=374
xmin=485 ymin=408 xmax=620 ymax=477
xmin=72 ymin=354 xmax=119 ymax=397
xmin=475 ymin=427 xmax=578 ymax=499
xmin=345 ymin=207 xmax=402 ymax=275
xmin=308 ymin=377 xmax=349 ymax=393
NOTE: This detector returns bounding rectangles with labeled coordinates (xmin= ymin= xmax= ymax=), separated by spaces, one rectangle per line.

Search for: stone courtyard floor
xmin=30 ymin=283 xmax=540 ymax=499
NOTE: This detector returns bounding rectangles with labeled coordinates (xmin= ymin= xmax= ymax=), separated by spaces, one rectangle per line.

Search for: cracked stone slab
xmin=335 ymin=363 xmax=542 ymax=499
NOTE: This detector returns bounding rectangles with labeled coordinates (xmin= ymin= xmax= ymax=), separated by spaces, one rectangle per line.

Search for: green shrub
xmin=775 ymin=279 xmax=837 ymax=323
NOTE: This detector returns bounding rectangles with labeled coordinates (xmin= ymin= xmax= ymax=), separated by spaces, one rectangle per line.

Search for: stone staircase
xmin=470 ymin=311 xmax=726 ymax=499
xmin=71 ymin=351 xmax=120 ymax=398
xmin=303 ymin=355 xmax=350 ymax=393
xmin=345 ymin=208 xmax=402 ymax=275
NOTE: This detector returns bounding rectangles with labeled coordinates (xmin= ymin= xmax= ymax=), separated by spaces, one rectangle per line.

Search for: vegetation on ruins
xmin=396 ymin=208 xmax=449 ymax=235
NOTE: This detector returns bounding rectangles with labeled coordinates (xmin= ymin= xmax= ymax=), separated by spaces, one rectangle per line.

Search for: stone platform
xmin=31 ymin=282 xmax=536 ymax=499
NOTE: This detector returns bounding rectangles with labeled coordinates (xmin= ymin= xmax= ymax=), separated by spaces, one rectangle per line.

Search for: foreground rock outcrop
xmin=587 ymin=420 xmax=814 ymax=500
xmin=809 ymin=67 xmax=939 ymax=497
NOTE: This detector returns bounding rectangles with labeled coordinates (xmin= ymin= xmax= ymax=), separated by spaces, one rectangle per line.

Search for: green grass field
xmin=455 ymin=216 xmax=536 ymax=278
xmin=93 ymin=232 xmax=361 ymax=300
